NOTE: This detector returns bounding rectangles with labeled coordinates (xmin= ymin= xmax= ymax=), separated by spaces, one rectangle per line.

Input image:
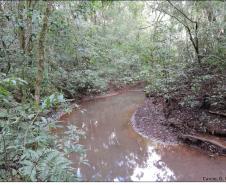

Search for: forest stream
xmin=59 ymin=90 xmax=226 ymax=182
xmin=2 ymin=1 xmax=226 ymax=182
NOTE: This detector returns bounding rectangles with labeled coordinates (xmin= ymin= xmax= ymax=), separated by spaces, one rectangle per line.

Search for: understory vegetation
xmin=0 ymin=0 xmax=226 ymax=181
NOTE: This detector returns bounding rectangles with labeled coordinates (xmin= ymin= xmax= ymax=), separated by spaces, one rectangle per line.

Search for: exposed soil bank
xmin=131 ymin=98 xmax=179 ymax=144
xmin=131 ymin=96 xmax=226 ymax=156
xmin=59 ymin=90 xmax=226 ymax=181
xmin=56 ymin=80 xmax=226 ymax=156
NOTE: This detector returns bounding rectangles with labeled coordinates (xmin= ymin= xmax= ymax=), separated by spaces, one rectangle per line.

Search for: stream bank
xmin=48 ymin=81 xmax=145 ymax=121
xmin=131 ymin=96 xmax=226 ymax=156
xmin=60 ymin=90 xmax=226 ymax=181
xmin=56 ymin=81 xmax=226 ymax=157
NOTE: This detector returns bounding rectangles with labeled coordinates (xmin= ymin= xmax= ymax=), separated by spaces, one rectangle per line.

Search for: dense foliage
xmin=1 ymin=0 xmax=226 ymax=181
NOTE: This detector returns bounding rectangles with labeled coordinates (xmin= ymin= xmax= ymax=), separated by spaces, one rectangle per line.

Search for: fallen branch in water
xmin=179 ymin=134 xmax=226 ymax=155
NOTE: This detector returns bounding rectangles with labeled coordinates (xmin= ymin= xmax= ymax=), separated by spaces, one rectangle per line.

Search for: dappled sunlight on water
xmin=131 ymin=145 xmax=176 ymax=181
xmin=61 ymin=90 xmax=226 ymax=181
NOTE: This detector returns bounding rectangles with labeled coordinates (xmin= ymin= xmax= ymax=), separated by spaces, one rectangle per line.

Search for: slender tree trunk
xmin=0 ymin=2 xmax=4 ymax=22
xmin=165 ymin=0 xmax=202 ymax=65
xmin=0 ymin=2 xmax=11 ymax=74
xmin=34 ymin=2 xmax=52 ymax=105
xmin=194 ymin=23 xmax=201 ymax=65
xmin=223 ymin=14 xmax=226 ymax=58
xmin=224 ymin=14 xmax=226 ymax=34
xmin=18 ymin=1 xmax=26 ymax=52
xmin=26 ymin=0 xmax=35 ymax=57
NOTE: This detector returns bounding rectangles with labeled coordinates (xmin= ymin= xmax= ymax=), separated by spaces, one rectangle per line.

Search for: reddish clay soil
xmin=131 ymin=97 xmax=179 ymax=144
xmin=131 ymin=96 xmax=226 ymax=156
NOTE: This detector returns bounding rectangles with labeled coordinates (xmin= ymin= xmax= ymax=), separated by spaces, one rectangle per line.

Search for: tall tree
xmin=26 ymin=0 xmax=36 ymax=57
xmin=153 ymin=1 xmax=202 ymax=65
xmin=17 ymin=1 xmax=26 ymax=52
xmin=35 ymin=1 xmax=52 ymax=105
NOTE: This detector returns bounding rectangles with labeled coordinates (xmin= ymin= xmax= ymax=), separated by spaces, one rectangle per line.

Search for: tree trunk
xmin=34 ymin=2 xmax=52 ymax=105
xmin=18 ymin=1 xmax=26 ymax=52
xmin=26 ymin=0 xmax=35 ymax=57
xmin=0 ymin=2 xmax=11 ymax=74
xmin=161 ymin=1 xmax=202 ymax=65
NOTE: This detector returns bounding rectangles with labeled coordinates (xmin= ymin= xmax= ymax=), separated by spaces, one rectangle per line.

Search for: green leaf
xmin=0 ymin=85 xmax=9 ymax=96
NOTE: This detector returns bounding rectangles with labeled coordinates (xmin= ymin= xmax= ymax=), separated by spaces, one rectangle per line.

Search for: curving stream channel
xmin=60 ymin=90 xmax=226 ymax=182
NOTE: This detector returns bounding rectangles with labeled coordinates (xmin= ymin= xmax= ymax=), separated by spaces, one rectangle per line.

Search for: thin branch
xmin=156 ymin=7 xmax=194 ymax=43
xmin=156 ymin=4 xmax=201 ymax=64
xmin=139 ymin=25 xmax=152 ymax=30
xmin=167 ymin=0 xmax=197 ymax=24
xmin=156 ymin=7 xmax=187 ymax=29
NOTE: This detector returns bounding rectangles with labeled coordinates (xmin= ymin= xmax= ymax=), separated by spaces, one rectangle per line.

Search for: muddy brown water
xmin=60 ymin=90 xmax=226 ymax=182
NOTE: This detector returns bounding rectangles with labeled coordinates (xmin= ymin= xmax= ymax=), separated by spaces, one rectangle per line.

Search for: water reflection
xmin=66 ymin=91 xmax=176 ymax=181
xmin=131 ymin=145 xmax=175 ymax=181
xmin=62 ymin=90 xmax=226 ymax=182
